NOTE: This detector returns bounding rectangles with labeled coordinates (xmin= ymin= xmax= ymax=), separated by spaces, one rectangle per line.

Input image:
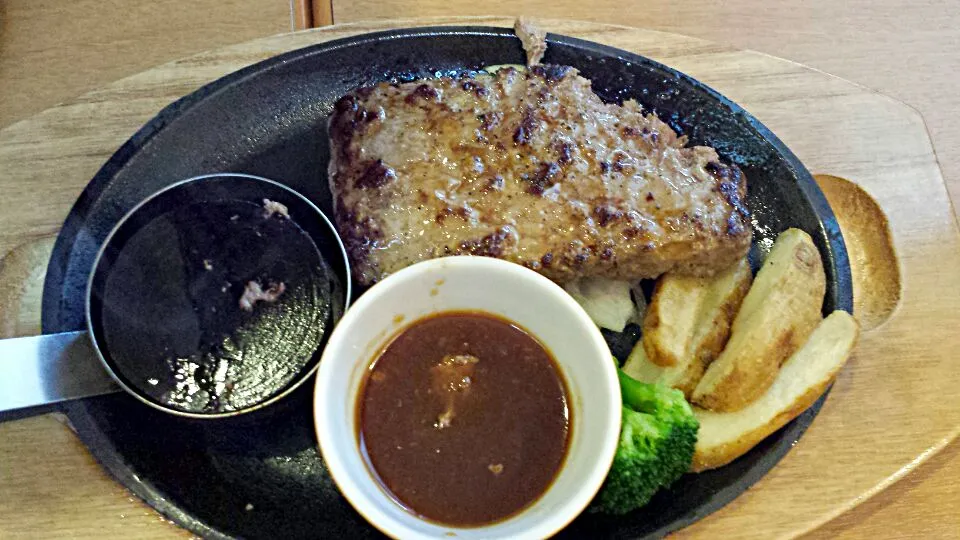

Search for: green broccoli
xmin=592 ymin=366 xmax=699 ymax=514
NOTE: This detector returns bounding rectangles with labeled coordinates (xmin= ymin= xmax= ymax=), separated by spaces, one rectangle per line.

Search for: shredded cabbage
xmin=564 ymin=278 xmax=637 ymax=332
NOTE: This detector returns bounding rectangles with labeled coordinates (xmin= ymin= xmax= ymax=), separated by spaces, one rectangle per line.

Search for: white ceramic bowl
xmin=314 ymin=256 xmax=621 ymax=539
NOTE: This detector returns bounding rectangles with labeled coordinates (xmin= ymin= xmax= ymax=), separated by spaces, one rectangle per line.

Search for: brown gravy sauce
xmin=358 ymin=311 xmax=570 ymax=527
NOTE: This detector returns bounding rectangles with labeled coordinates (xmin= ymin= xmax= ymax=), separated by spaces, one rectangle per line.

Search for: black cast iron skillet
xmin=40 ymin=26 xmax=852 ymax=539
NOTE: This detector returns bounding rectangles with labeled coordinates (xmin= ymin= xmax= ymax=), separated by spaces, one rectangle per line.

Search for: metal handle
xmin=0 ymin=331 xmax=120 ymax=415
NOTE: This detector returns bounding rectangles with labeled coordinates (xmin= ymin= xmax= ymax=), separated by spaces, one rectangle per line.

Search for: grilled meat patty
xmin=328 ymin=65 xmax=751 ymax=286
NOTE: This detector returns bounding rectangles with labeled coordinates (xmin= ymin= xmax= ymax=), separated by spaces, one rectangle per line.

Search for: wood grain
xmin=0 ymin=0 xmax=291 ymax=131
xmin=0 ymin=416 xmax=190 ymax=540
xmin=292 ymin=0 xmax=334 ymax=29
xmin=312 ymin=0 xmax=335 ymax=26
xmin=815 ymin=175 xmax=901 ymax=331
xmin=1 ymin=17 xmax=958 ymax=539
xmin=804 ymin=439 xmax=960 ymax=539
xmin=293 ymin=0 xmax=314 ymax=30
xmin=0 ymin=236 xmax=55 ymax=338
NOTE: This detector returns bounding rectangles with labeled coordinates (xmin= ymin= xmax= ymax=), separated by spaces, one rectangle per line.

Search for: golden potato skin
xmin=692 ymin=229 xmax=826 ymax=412
xmin=627 ymin=258 xmax=752 ymax=397
xmin=691 ymin=311 xmax=859 ymax=471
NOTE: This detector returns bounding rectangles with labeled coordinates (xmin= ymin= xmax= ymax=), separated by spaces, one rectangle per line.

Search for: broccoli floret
xmin=592 ymin=368 xmax=699 ymax=514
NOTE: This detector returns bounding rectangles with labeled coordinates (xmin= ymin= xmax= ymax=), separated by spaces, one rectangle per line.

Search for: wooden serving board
xmin=1 ymin=17 xmax=958 ymax=539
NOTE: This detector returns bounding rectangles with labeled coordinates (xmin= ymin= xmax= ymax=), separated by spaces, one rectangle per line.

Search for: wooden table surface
xmin=1 ymin=2 xmax=958 ymax=539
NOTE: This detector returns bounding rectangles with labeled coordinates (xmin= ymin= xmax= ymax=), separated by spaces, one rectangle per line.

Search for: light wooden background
xmin=1 ymin=2 xmax=958 ymax=539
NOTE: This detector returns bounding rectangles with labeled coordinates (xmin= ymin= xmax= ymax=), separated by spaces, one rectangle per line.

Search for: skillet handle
xmin=0 ymin=331 xmax=119 ymax=420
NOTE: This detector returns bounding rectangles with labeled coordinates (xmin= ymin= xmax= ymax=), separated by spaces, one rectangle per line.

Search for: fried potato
xmin=691 ymin=310 xmax=859 ymax=471
xmin=625 ymin=258 xmax=752 ymax=397
xmin=642 ymin=277 xmax=701 ymax=368
xmin=692 ymin=229 xmax=826 ymax=411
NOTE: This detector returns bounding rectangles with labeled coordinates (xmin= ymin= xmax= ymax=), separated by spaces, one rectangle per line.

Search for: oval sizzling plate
xmin=42 ymin=26 xmax=851 ymax=539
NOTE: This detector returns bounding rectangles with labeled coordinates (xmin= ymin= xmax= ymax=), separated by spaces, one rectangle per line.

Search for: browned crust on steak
xmin=328 ymin=66 xmax=751 ymax=285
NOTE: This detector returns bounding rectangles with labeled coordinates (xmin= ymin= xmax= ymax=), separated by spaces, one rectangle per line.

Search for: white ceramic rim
xmin=314 ymin=256 xmax=620 ymax=539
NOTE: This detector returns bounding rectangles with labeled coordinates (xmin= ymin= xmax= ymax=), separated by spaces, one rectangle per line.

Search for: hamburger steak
xmin=328 ymin=65 xmax=751 ymax=286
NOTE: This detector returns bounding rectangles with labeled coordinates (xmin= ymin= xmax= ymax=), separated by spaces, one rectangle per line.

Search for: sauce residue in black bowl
xmin=358 ymin=311 xmax=571 ymax=527
xmin=98 ymin=199 xmax=337 ymax=414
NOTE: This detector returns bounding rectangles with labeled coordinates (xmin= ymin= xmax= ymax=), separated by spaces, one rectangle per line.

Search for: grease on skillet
xmin=358 ymin=311 xmax=571 ymax=527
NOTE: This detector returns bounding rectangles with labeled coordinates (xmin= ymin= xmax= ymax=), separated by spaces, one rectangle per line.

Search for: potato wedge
xmin=692 ymin=229 xmax=825 ymax=411
xmin=691 ymin=310 xmax=859 ymax=471
xmin=642 ymin=276 xmax=703 ymax=367
xmin=626 ymin=258 xmax=752 ymax=397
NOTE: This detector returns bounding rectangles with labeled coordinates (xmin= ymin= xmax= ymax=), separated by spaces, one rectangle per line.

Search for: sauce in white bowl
xmin=315 ymin=256 xmax=620 ymax=539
